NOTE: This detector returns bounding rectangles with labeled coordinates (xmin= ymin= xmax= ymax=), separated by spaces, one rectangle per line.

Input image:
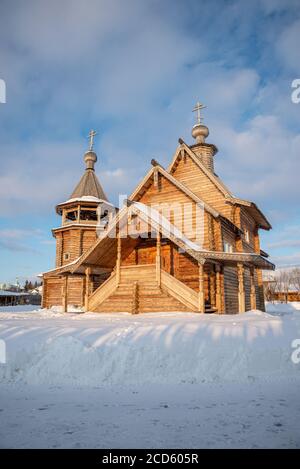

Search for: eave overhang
xmin=226 ymin=196 xmax=272 ymax=230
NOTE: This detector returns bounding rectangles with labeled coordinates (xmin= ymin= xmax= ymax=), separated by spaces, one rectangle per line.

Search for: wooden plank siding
xmin=82 ymin=230 xmax=97 ymax=253
xmin=240 ymin=208 xmax=256 ymax=253
xmin=55 ymin=233 xmax=63 ymax=267
xmin=54 ymin=228 xmax=97 ymax=267
xmin=43 ymin=275 xmax=85 ymax=308
xmin=67 ymin=275 xmax=85 ymax=306
xmin=138 ymin=174 xmax=208 ymax=246
xmin=255 ymin=268 xmax=265 ymax=311
xmin=244 ymin=267 xmax=251 ymax=311
xmin=44 ymin=277 xmax=63 ymax=307
xmin=221 ymin=222 xmax=237 ymax=251
xmin=224 ymin=266 xmax=239 ymax=313
xmin=170 ymin=155 xmax=233 ymax=219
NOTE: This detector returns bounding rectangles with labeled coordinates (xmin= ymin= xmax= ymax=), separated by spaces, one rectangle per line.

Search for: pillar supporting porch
xmin=215 ymin=264 xmax=223 ymax=313
xmin=62 ymin=275 xmax=68 ymax=313
xmin=237 ymin=262 xmax=246 ymax=313
xmin=116 ymin=230 xmax=122 ymax=285
xmin=84 ymin=267 xmax=91 ymax=311
xmin=250 ymin=266 xmax=257 ymax=310
xmin=156 ymin=231 xmax=161 ymax=286
xmin=198 ymin=259 xmax=205 ymax=313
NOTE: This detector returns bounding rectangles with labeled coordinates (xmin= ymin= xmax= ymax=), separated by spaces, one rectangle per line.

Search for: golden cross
xmin=87 ymin=129 xmax=97 ymax=151
xmin=193 ymin=102 xmax=206 ymax=125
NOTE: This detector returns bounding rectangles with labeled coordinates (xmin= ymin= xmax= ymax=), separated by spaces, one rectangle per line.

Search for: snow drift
xmin=0 ymin=304 xmax=300 ymax=387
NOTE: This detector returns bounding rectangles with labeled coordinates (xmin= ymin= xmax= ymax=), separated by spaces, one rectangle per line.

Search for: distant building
xmin=0 ymin=283 xmax=21 ymax=292
xmin=0 ymin=290 xmax=30 ymax=306
xmin=263 ymin=277 xmax=300 ymax=302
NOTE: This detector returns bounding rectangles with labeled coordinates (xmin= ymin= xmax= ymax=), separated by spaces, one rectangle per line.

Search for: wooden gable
xmin=130 ymin=166 xmax=217 ymax=246
xmin=169 ymin=147 xmax=233 ymax=220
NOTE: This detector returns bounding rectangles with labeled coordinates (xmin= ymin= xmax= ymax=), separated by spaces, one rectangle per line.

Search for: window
xmin=223 ymin=241 xmax=233 ymax=253
xmin=65 ymin=210 xmax=78 ymax=221
xmin=100 ymin=209 xmax=109 ymax=220
xmin=244 ymin=229 xmax=250 ymax=243
xmin=80 ymin=210 xmax=97 ymax=221
xmin=63 ymin=252 xmax=70 ymax=261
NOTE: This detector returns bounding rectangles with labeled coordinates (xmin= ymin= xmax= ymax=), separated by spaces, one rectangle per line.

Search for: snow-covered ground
xmin=0 ymin=303 xmax=300 ymax=448
xmin=0 ymin=304 xmax=40 ymax=313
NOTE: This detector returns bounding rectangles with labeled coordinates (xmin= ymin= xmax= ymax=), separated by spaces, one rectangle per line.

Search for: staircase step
xmin=90 ymin=267 xmax=200 ymax=313
xmin=205 ymin=307 xmax=217 ymax=314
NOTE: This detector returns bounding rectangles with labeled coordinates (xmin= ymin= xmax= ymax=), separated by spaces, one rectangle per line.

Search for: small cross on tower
xmin=193 ymin=102 xmax=206 ymax=125
xmin=87 ymin=129 xmax=97 ymax=151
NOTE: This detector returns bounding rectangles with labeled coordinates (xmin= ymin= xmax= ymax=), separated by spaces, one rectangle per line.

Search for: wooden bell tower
xmin=52 ymin=131 xmax=115 ymax=268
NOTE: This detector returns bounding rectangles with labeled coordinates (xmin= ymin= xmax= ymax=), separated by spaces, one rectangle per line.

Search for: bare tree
xmin=291 ymin=268 xmax=300 ymax=294
xmin=264 ymin=275 xmax=277 ymax=303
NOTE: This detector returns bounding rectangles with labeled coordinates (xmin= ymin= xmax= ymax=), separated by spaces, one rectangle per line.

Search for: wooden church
xmin=42 ymin=104 xmax=275 ymax=314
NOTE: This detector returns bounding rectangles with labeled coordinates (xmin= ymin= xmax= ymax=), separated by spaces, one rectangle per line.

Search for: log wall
xmin=138 ymin=174 xmax=208 ymax=245
xmin=54 ymin=228 xmax=97 ymax=267
xmin=170 ymin=155 xmax=233 ymax=219
xmin=244 ymin=267 xmax=251 ymax=311
xmin=224 ymin=266 xmax=239 ymax=313
xmin=43 ymin=277 xmax=63 ymax=307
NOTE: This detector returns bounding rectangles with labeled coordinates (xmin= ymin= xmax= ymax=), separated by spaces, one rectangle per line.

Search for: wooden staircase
xmin=87 ymin=264 xmax=214 ymax=313
xmin=160 ymin=270 xmax=198 ymax=311
xmin=88 ymin=272 xmax=117 ymax=312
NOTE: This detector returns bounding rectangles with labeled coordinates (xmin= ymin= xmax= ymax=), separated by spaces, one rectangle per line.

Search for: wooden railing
xmin=132 ymin=281 xmax=139 ymax=314
xmin=88 ymin=272 xmax=117 ymax=311
xmin=160 ymin=270 xmax=198 ymax=311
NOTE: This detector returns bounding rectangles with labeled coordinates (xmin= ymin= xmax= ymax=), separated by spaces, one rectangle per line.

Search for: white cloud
xmin=1 ymin=0 xmax=300 ymax=279
xmin=0 ymin=228 xmax=42 ymax=252
xmin=276 ymin=19 xmax=300 ymax=73
xmin=271 ymin=251 xmax=300 ymax=268
xmin=215 ymin=114 xmax=300 ymax=209
xmin=0 ymin=228 xmax=42 ymax=239
xmin=267 ymin=240 xmax=300 ymax=249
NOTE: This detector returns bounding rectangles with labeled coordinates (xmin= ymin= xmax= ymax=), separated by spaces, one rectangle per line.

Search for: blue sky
xmin=0 ymin=0 xmax=300 ymax=284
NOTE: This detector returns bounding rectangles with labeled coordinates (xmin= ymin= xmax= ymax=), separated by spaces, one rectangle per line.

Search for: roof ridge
xmin=128 ymin=162 xmax=220 ymax=218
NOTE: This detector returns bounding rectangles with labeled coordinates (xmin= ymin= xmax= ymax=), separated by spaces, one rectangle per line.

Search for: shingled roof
xmin=70 ymin=168 xmax=107 ymax=201
xmin=66 ymin=146 xmax=108 ymax=201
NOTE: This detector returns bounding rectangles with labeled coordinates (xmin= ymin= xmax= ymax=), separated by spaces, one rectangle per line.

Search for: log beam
xmin=237 ymin=263 xmax=245 ymax=313
xmin=210 ymin=264 xmax=216 ymax=307
xmin=198 ymin=260 xmax=205 ymax=313
xmin=84 ymin=267 xmax=91 ymax=311
xmin=215 ymin=264 xmax=222 ymax=313
xmin=156 ymin=231 xmax=161 ymax=286
xmin=42 ymin=279 xmax=47 ymax=309
xmin=132 ymin=281 xmax=139 ymax=314
xmin=116 ymin=231 xmax=122 ymax=285
xmin=250 ymin=267 xmax=257 ymax=310
xmin=62 ymin=275 xmax=68 ymax=313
